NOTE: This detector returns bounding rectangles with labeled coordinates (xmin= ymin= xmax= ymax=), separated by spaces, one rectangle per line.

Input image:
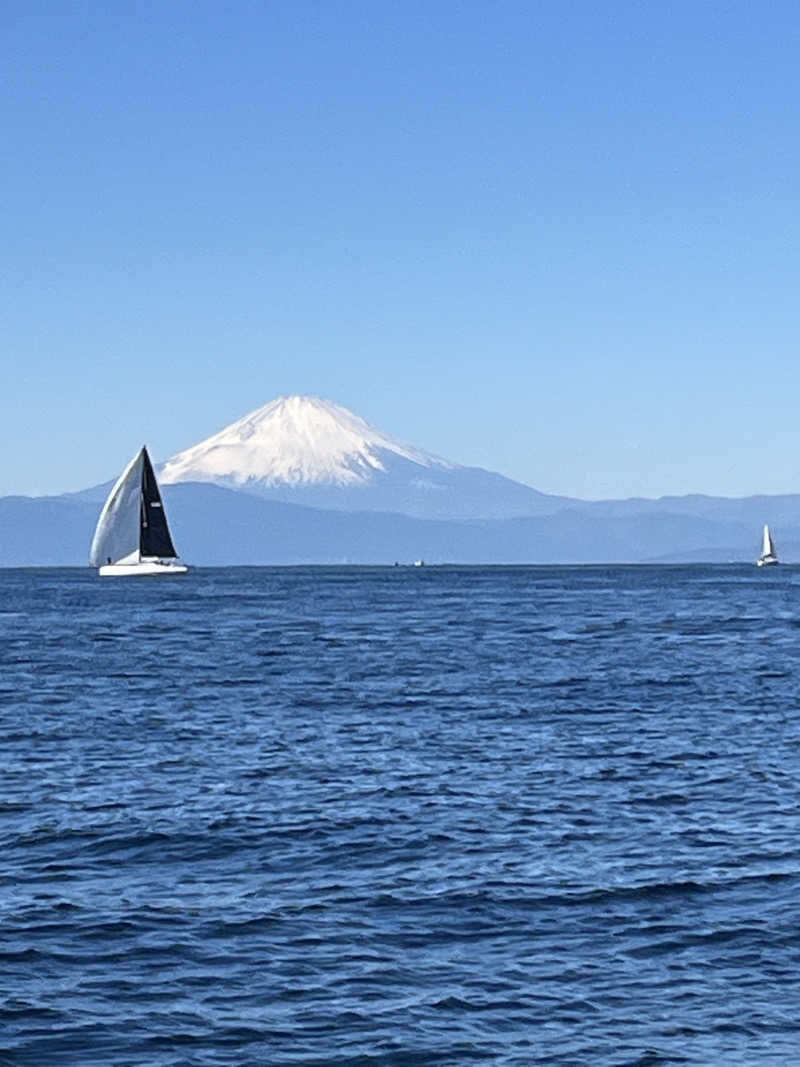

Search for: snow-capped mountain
xmin=159 ymin=395 xmax=570 ymax=520
xmin=160 ymin=396 xmax=451 ymax=488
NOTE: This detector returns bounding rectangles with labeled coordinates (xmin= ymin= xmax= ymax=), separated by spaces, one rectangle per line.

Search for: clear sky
xmin=4 ymin=1 xmax=800 ymax=499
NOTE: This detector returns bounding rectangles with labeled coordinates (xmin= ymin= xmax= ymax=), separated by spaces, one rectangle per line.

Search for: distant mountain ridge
xmin=5 ymin=482 xmax=799 ymax=567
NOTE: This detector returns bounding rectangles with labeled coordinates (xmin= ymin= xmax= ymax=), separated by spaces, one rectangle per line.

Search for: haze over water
xmin=3 ymin=565 xmax=800 ymax=1064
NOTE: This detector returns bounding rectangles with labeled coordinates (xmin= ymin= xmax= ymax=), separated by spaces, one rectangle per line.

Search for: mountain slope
xmin=0 ymin=496 xmax=100 ymax=567
xmin=160 ymin=395 xmax=448 ymax=487
xmin=158 ymin=396 xmax=571 ymax=520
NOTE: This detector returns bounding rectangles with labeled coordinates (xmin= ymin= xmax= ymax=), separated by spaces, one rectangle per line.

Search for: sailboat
xmin=756 ymin=524 xmax=778 ymax=567
xmin=89 ymin=447 xmax=188 ymax=577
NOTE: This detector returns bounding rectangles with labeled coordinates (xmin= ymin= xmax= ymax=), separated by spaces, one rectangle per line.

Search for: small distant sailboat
xmin=89 ymin=447 xmax=188 ymax=577
xmin=757 ymin=524 xmax=778 ymax=567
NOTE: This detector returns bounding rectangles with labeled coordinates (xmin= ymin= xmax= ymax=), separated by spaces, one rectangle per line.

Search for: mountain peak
xmin=160 ymin=395 xmax=451 ymax=489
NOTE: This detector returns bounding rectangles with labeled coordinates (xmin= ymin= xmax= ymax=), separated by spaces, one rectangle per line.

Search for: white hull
xmin=98 ymin=560 xmax=188 ymax=577
xmin=757 ymin=556 xmax=778 ymax=567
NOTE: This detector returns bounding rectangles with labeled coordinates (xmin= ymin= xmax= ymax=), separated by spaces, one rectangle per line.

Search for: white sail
xmin=757 ymin=524 xmax=778 ymax=566
xmin=89 ymin=450 xmax=145 ymax=566
xmin=762 ymin=524 xmax=774 ymax=559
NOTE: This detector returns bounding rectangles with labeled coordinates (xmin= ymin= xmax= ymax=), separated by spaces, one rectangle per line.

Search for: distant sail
xmin=762 ymin=524 xmax=774 ymax=559
xmin=757 ymin=524 xmax=778 ymax=567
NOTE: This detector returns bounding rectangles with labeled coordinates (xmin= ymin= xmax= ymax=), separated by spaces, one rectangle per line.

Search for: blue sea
xmin=2 ymin=565 xmax=800 ymax=1065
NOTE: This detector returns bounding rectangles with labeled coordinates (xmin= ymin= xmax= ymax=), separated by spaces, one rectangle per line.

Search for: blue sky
xmin=4 ymin=1 xmax=800 ymax=498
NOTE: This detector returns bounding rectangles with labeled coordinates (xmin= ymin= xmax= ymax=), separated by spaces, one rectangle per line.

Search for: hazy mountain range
xmin=3 ymin=396 xmax=799 ymax=566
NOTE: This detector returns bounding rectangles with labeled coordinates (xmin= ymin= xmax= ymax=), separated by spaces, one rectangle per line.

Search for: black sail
xmin=139 ymin=448 xmax=178 ymax=559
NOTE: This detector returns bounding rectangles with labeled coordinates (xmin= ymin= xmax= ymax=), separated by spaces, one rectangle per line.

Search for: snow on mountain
xmin=160 ymin=396 xmax=452 ymax=489
xmin=158 ymin=394 xmax=571 ymax=520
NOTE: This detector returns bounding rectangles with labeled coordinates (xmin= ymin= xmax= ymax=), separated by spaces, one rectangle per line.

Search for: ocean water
xmin=2 ymin=565 xmax=800 ymax=1066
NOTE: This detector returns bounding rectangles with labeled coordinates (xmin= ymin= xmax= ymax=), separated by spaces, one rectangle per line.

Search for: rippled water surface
xmin=3 ymin=565 xmax=800 ymax=1065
